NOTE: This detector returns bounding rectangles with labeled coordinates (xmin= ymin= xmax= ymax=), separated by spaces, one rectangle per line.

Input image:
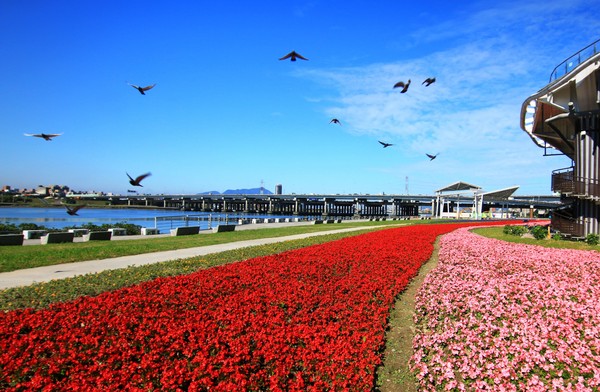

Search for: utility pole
xmin=405 ymin=176 xmax=409 ymax=195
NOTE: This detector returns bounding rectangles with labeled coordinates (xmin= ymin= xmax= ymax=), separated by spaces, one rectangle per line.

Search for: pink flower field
xmin=412 ymin=227 xmax=600 ymax=391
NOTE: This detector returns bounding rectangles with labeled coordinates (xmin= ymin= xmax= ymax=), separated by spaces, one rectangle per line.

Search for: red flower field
xmin=0 ymin=222 xmax=506 ymax=391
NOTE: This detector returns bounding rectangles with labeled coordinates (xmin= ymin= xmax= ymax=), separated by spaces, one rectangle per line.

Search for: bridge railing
xmin=550 ymin=38 xmax=600 ymax=82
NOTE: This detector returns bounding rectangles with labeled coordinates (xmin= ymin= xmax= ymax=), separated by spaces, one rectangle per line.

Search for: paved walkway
xmin=0 ymin=225 xmax=375 ymax=290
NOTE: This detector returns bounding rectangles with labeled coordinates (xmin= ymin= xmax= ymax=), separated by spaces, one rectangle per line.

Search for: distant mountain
xmin=223 ymin=188 xmax=273 ymax=195
xmin=197 ymin=188 xmax=274 ymax=195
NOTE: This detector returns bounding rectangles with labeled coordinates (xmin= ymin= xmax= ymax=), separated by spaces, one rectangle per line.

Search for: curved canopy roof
xmin=478 ymin=186 xmax=520 ymax=201
xmin=435 ymin=181 xmax=481 ymax=193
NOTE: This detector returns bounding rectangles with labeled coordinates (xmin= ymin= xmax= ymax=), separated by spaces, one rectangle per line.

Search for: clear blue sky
xmin=2 ymin=0 xmax=598 ymax=196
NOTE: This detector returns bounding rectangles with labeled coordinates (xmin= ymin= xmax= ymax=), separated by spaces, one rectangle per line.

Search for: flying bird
xmin=330 ymin=118 xmax=341 ymax=125
xmin=127 ymin=172 xmax=151 ymax=187
xmin=426 ymin=153 xmax=440 ymax=161
xmin=393 ymin=79 xmax=411 ymax=93
xmin=24 ymin=133 xmax=62 ymax=141
xmin=422 ymin=77 xmax=436 ymax=86
xmin=63 ymin=204 xmax=85 ymax=216
xmin=128 ymin=83 xmax=156 ymax=95
xmin=279 ymin=51 xmax=308 ymax=61
xmin=378 ymin=141 xmax=394 ymax=148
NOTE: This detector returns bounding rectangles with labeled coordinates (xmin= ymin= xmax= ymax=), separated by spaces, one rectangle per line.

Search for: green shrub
xmin=64 ymin=222 xmax=142 ymax=235
xmin=503 ymin=225 xmax=527 ymax=236
xmin=585 ymin=233 xmax=599 ymax=246
xmin=551 ymin=232 xmax=562 ymax=241
xmin=0 ymin=223 xmax=19 ymax=233
xmin=530 ymin=225 xmax=548 ymax=240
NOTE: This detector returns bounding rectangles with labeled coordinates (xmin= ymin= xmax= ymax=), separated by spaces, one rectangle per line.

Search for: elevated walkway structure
xmin=520 ymin=38 xmax=600 ymax=237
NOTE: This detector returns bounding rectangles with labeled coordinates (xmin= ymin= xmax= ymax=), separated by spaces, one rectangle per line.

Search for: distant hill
xmin=223 ymin=188 xmax=273 ymax=195
xmin=197 ymin=188 xmax=273 ymax=195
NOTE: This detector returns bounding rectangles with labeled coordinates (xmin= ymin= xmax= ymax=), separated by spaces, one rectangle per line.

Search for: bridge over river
xmin=69 ymin=193 xmax=562 ymax=220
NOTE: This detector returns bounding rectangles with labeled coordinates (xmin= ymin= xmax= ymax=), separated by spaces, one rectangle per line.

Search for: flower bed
xmin=412 ymin=227 xmax=600 ymax=391
xmin=0 ymin=222 xmax=505 ymax=390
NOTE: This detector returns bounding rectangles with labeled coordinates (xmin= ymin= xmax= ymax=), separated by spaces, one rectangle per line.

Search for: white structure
xmin=520 ymin=38 xmax=600 ymax=237
xmin=433 ymin=181 xmax=519 ymax=219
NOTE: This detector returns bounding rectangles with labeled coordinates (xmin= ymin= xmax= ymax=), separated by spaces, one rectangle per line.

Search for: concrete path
xmin=0 ymin=226 xmax=373 ymax=290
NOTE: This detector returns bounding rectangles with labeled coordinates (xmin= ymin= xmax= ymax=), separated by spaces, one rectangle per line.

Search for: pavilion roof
xmin=435 ymin=181 xmax=482 ymax=193
xmin=478 ymin=186 xmax=520 ymax=200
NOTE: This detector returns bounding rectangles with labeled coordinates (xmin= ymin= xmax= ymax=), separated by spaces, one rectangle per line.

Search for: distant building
xmin=275 ymin=184 xmax=283 ymax=195
xmin=35 ymin=185 xmax=49 ymax=196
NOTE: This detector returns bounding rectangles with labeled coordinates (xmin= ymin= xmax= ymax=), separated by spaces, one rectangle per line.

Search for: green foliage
xmin=503 ymin=225 xmax=527 ymax=236
xmin=585 ymin=233 xmax=599 ymax=246
xmin=65 ymin=222 xmax=142 ymax=235
xmin=0 ymin=223 xmax=19 ymax=233
xmin=530 ymin=225 xmax=548 ymax=240
xmin=552 ymin=232 xmax=562 ymax=241
xmin=0 ymin=223 xmax=59 ymax=234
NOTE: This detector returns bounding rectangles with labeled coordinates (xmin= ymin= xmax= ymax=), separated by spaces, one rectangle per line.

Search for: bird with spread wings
xmin=128 ymin=83 xmax=156 ymax=95
xmin=127 ymin=172 xmax=152 ymax=187
xmin=24 ymin=133 xmax=62 ymax=141
xmin=279 ymin=51 xmax=308 ymax=62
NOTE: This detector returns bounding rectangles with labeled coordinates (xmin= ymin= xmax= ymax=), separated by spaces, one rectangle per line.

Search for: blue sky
xmin=1 ymin=0 xmax=599 ymax=196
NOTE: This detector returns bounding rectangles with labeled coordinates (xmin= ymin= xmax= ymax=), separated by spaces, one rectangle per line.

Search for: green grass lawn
xmin=472 ymin=226 xmax=600 ymax=251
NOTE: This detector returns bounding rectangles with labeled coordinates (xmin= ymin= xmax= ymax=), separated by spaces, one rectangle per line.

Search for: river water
xmin=0 ymin=207 xmax=300 ymax=231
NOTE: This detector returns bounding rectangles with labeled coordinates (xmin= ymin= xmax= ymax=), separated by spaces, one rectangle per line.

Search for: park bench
xmin=68 ymin=229 xmax=90 ymax=237
xmin=313 ymin=220 xmax=324 ymax=224
xmin=22 ymin=230 xmax=48 ymax=239
xmin=212 ymin=224 xmax=236 ymax=233
xmin=0 ymin=234 xmax=24 ymax=246
xmin=170 ymin=226 xmax=200 ymax=236
xmin=83 ymin=231 xmax=112 ymax=242
xmin=41 ymin=232 xmax=75 ymax=245
xmin=324 ymin=219 xmax=335 ymax=224
xmin=108 ymin=228 xmax=127 ymax=236
xmin=141 ymin=227 xmax=160 ymax=235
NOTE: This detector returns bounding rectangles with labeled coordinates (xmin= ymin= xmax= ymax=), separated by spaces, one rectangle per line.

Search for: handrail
xmin=552 ymin=166 xmax=575 ymax=175
xmin=549 ymin=38 xmax=600 ymax=82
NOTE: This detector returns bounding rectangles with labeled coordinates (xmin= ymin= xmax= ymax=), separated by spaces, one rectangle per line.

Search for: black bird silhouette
xmin=422 ymin=77 xmax=436 ymax=86
xmin=63 ymin=204 xmax=85 ymax=216
xmin=379 ymin=141 xmax=394 ymax=148
xmin=330 ymin=118 xmax=341 ymax=125
xmin=279 ymin=51 xmax=308 ymax=62
xmin=393 ymin=80 xmax=411 ymax=93
xmin=128 ymin=83 xmax=156 ymax=95
xmin=24 ymin=133 xmax=62 ymax=141
xmin=426 ymin=153 xmax=440 ymax=161
xmin=127 ymin=172 xmax=151 ymax=187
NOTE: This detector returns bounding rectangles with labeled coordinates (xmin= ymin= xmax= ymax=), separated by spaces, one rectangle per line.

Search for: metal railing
xmin=551 ymin=167 xmax=575 ymax=194
xmin=552 ymin=167 xmax=600 ymax=198
xmin=550 ymin=38 xmax=600 ymax=82
xmin=151 ymin=213 xmax=316 ymax=234
xmin=552 ymin=214 xmax=584 ymax=238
